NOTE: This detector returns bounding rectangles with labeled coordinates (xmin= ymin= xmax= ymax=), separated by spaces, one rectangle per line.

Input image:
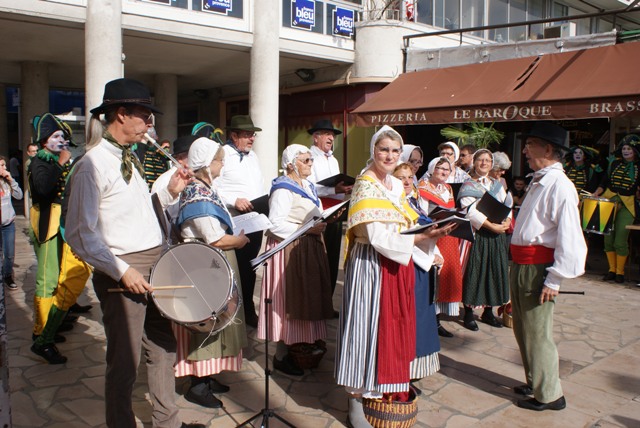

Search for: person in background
xmin=214 ymin=115 xmax=265 ymax=328
xmin=258 ymin=144 xmax=334 ymax=376
xmin=428 ymin=142 xmax=470 ymax=184
xmin=27 ymin=113 xmax=73 ymax=341
xmin=400 ymin=144 xmax=424 ymax=186
xmin=142 ymin=127 xmax=170 ymax=189
xmin=458 ymin=143 xmax=477 ymax=173
xmin=458 ymin=149 xmax=511 ymax=331
xmin=565 ymin=145 xmax=603 ymax=194
xmin=593 ymin=134 xmax=640 ymax=283
xmin=9 ymin=150 xmax=22 ymax=186
xmin=510 ymin=176 xmax=527 ymax=207
xmin=174 ymin=137 xmax=249 ymax=409
xmin=490 ymin=152 xmax=513 ymax=208
xmin=0 ymin=156 xmax=23 ymax=290
xmin=510 ymin=121 xmax=586 ymax=411
xmin=307 ymin=119 xmax=352 ymax=314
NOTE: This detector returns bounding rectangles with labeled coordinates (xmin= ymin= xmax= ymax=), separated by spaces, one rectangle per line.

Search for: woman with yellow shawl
xmin=593 ymin=134 xmax=640 ymax=283
xmin=335 ymin=126 xmax=454 ymax=428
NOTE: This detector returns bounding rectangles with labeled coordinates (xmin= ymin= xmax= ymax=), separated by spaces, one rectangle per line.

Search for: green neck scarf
xmin=104 ymin=132 xmax=146 ymax=184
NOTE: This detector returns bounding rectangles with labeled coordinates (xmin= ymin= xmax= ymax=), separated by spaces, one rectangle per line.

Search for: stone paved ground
xmin=3 ymin=216 xmax=640 ymax=427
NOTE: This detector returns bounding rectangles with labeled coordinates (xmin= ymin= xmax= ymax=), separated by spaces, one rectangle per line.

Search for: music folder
xmin=316 ymin=173 xmax=355 ymax=187
xmin=401 ymin=215 xmax=474 ymax=242
xmin=250 ymin=194 xmax=270 ymax=216
xmin=476 ymin=192 xmax=512 ymax=224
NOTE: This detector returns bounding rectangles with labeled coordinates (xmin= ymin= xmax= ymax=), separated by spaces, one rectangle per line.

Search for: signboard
xmin=333 ymin=7 xmax=354 ymax=38
xmin=292 ymin=0 xmax=315 ymax=31
xmin=202 ymin=0 xmax=232 ymax=15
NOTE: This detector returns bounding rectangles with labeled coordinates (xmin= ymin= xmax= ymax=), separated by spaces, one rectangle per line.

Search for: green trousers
xmin=603 ymin=205 xmax=634 ymax=256
xmin=509 ymin=262 xmax=563 ymax=403
xmin=31 ymin=231 xmax=62 ymax=335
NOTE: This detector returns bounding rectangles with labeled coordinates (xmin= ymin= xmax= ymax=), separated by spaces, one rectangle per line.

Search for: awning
xmin=352 ymin=42 xmax=640 ymax=126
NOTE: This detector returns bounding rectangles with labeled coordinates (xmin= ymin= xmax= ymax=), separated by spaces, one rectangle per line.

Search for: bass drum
xmin=150 ymin=242 xmax=240 ymax=334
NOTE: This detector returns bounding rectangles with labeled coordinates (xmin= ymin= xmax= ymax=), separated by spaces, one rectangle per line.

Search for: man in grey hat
xmin=510 ymin=122 xmax=586 ymax=412
xmin=307 ymin=119 xmax=352 ymax=312
xmin=214 ymin=114 xmax=265 ymax=328
xmin=65 ymin=78 xmax=201 ymax=428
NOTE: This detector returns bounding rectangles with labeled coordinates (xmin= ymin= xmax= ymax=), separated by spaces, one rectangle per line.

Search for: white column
xmin=85 ymin=0 xmax=123 ymax=116
xmin=250 ymin=0 xmax=280 ymax=186
xmin=20 ymin=62 xmax=49 ymax=150
xmin=154 ymin=74 xmax=178 ymax=143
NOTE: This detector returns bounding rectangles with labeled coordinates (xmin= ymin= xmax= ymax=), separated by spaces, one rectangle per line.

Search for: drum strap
xmin=151 ymin=193 xmax=183 ymax=245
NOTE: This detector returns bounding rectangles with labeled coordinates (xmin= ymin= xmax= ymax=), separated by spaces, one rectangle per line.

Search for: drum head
xmin=150 ymin=242 xmax=234 ymax=325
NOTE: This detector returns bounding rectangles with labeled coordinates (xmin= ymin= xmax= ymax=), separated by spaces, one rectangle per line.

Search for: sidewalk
xmin=3 ymin=215 xmax=640 ymax=427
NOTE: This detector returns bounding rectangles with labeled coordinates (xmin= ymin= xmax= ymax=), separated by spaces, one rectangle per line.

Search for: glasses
xmin=440 ymin=151 xmax=455 ymax=157
xmin=238 ymin=131 xmax=257 ymax=138
xmin=298 ymin=157 xmax=314 ymax=165
xmin=408 ymin=159 xmax=423 ymax=165
xmin=129 ymin=109 xmax=155 ymax=126
xmin=434 ymin=166 xmax=451 ymax=172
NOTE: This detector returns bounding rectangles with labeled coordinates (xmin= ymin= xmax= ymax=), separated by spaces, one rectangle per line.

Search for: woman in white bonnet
xmin=257 ymin=144 xmax=334 ymax=376
xmin=174 ymin=137 xmax=250 ymax=409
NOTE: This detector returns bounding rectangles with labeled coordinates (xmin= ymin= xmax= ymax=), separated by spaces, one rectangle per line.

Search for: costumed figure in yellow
xmin=565 ymin=145 xmax=603 ymax=194
xmin=593 ymin=134 xmax=640 ymax=283
xmin=27 ymin=113 xmax=74 ymax=338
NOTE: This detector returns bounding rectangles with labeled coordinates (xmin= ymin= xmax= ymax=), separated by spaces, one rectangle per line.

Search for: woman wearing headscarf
xmin=400 ymin=144 xmax=424 ymax=186
xmin=256 ymin=144 xmax=334 ymax=376
xmin=593 ymin=134 xmax=640 ymax=283
xmin=422 ymin=141 xmax=470 ymax=184
xmin=392 ymin=163 xmax=441 ymax=395
xmin=565 ymin=145 xmax=603 ymax=194
xmin=174 ymin=137 xmax=250 ymax=409
xmin=458 ymin=149 xmax=511 ymax=331
xmin=418 ymin=157 xmax=463 ymax=338
xmin=336 ymin=126 xmax=454 ymax=428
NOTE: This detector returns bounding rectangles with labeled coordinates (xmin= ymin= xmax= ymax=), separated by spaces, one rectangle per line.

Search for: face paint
xmin=45 ymin=130 xmax=68 ymax=154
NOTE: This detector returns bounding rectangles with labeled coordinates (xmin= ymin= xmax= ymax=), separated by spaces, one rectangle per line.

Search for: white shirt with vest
xmin=214 ymin=143 xmax=265 ymax=210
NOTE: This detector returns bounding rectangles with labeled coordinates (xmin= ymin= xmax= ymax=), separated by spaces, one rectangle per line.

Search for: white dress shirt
xmin=268 ymin=180 xmax=322 ymax=240
xmin=214 ymin=145 xmax=265 ymax=210
xmin=65 ymin=139 xmax=176 ymax=281
xmin=511 ymin=162 xmax=587 ymax=290
xmin=308 ymin=145 xmax=344 ymax=200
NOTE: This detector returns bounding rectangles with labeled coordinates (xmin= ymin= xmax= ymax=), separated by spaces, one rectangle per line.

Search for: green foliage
xmin=440 ymin=123 xmax=505 ymax=150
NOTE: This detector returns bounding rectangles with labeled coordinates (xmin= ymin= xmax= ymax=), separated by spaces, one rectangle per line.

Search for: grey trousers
xmin=93 ymin=246 xmax=179 ymax=428
xmin=509 ymin=262 xmax=563 ymax=403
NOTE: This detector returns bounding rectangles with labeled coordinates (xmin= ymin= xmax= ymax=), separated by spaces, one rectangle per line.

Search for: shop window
xmin=140 ymin=0 xmax=188 ymax=8
xmin=435 ymin=0 xmax=459 ymax=30
xmin=461 ymin=0 xmax=484 ymax=37
xmin=416 ymin=0 xmax=434 ymax=26
xmin=528 ymin=0 xmax=545 ymax=39
xmin=488 ymin=0 xmax=508 ymax=42
xmin=193 ymin=0 xmax=244 ymax=18
xmin=509 ymin=0 xmax=526 ymax=41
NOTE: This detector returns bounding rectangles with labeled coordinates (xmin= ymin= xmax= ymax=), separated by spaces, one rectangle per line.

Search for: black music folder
xmin=316 ymin=173 xmax=356 ymax=187
xmin=401 ymin=215 xmax=474 ymax=242
xmin=250 ymin=194 xmax=270 ymax=216
xmin=476 ymin=192 xmax=511 ymax=224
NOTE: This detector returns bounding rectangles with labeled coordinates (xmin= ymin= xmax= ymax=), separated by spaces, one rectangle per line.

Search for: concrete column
xmin=0 ymin=84 xmax=7 ymax=157
xmin=154 ymin=74 xmax=178 ymax=143
xmin=85 ymin=0 xmax=123 ymax=116
xmin=20 ymin=62 xmax=49 ymax=151
xmin=250 ymin=0 xmax=280 ymax=186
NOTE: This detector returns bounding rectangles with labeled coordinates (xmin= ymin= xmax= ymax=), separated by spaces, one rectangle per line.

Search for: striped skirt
xmin=335 ymin=242 xmax=411 ymax=394
xmin=256 ymin=237 xmax=327 ymax=344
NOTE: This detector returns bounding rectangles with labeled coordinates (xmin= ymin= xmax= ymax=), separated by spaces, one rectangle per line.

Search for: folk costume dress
xmin=458 ymin=176 xmax=510 ymax=308
xmin=418 ymin=179 xmax=463 ymax=317
xmin=600 ymin=157 xmax=640 ymax=275
xmin=335 ymin=174 xmax=419 ymax=397
xmin=565 ymin=162 xmax=602 ymax=194
xmin=174 ymin=179 xmax=248 ymax=377
xmin=256 ymin=176 xmax=333 ymax=345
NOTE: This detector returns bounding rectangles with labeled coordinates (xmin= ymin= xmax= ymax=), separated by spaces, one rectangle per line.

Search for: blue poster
xmin=292 ymin=0 xmax=315 ymax=31
xmin=333 ymin=7 xmax=354 ymax=38
xmin=202 ymin=0 xmax=232 ymax=15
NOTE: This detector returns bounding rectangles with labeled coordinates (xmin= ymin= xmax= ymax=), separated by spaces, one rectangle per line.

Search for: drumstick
xmin=107 ymin=285 xmax=195 ymax=293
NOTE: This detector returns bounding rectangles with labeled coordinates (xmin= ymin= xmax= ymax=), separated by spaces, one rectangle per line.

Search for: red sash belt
xmin=510 ymin=244 xmax=555 ymax=265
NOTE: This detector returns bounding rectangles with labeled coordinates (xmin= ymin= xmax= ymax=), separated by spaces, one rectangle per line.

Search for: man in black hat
xmin=64 ymin=78 xmax=200 ymax=428
xmin=509 ymin=122 xmax=586 ymax=412
xmin=214 ymin=114 xmax=265 ymax=328
xmin=27 ymin=113 xmax=74 ymax=342
xmin=307 ymin=119 xmax=352 ymax=309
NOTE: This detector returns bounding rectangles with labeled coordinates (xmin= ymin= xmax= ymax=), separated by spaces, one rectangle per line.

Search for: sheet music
xmin=232 ymin=212 xmax=273 ymax=236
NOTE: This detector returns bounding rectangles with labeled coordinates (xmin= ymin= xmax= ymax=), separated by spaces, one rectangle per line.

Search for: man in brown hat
xmin=64 ymin=78 xmax=201 ymax=428
xmin=307 ymin=119 xmax=352 ymax=310
xmin=214 ymin=114 xmax=265 ymax=328
xmin=510 ymin=122 xmax=586 ymax=412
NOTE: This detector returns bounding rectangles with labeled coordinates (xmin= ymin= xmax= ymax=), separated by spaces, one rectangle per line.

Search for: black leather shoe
xmin=185 ymin=383 xmax=223 ymax=408
xmin=181 ymin=423 xmax=206 ymax=428
xmin=273 ymin=355 xmax=304 ymax=376
xmin=32 ymin=333 xmax=66 ymax=343
xmin=615 ymin=274 xmax=625 ymax=284
xmin=207 ymin=378 xmax=230 ymax=393
xmin=514 ymin=384 xmax=533 ymax=396
xmin=603 ymin=271 xmax=616 ymax=281
xmin=463 ymin=311 xmax=479 ymax=331
xmin=31 ymin=343 xmax=67 ymax=364
xmin=481 ymin=312 xmax=503 ymax=328
xmin=516 ymin=396 xmax=566 ymax=411
xmin=69 ymin=303 xmax=92 ymax=313
xmin=438 ymin=325 xmax=454 ymax=337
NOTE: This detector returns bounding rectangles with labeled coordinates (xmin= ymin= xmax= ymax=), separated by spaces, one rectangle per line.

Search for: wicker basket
xmin=503 ymin=311 xmax=513 ymax=328
xmin=362 ymin=391 xmax=418 ymax=428
xmin=289 ymin=340 xmax=327 ymax=369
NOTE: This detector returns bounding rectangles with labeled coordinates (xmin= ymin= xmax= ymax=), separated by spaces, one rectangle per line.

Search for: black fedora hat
xmin=172 ymin=135 xmax=199 ymax=156
xmin=524 ymin=121 xmax=569 ymax=150
xmin=226 ymin=115 xmax=262 ymax=132
xmin=307 ymin=119 xmax=342 ymax=135
xmin=89 ymin=78 xmax=162 ymax=115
